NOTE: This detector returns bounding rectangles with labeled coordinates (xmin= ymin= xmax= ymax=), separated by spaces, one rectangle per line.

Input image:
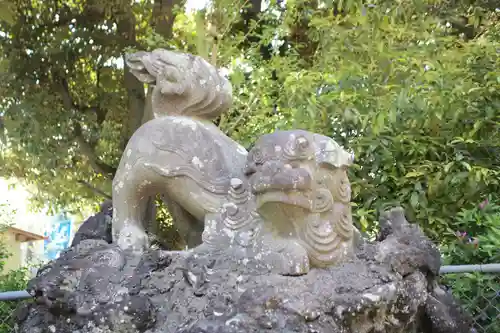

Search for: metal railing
xmin=440 ymin=265 xmax=500 ymax=333
xmin=0 ymin=265 xmax=499 ymax=333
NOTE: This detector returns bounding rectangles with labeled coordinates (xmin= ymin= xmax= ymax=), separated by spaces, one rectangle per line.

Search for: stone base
xmin=14 ymin=208 xmax=472 ymax=333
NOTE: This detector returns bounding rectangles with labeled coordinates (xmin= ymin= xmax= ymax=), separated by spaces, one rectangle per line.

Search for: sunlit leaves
xmin=212 ymin=0 xmax=500 ymax=242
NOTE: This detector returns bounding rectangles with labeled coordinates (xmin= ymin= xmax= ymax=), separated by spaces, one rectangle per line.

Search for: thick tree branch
xmin=116 ymin=6 xmax=146 ymax=142
xmin=73 ymin=123 xmax=117 ymax=177
xmin=59 ymin=77 xmax=73 ymax=110
xmin=152 ymin=0 xmax=184 ymax=40
xmin=77 ymin=180 xmax=112 ymax=200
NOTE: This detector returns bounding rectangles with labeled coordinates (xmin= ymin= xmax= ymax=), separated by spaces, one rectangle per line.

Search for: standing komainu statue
xmin=112 ymin=48 xmax=356 ymax=275
xmin=113 ymin=49 xmax=248 ymax=252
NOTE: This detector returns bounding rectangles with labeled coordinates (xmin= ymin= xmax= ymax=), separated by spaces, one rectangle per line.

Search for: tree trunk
xmin=152 ymin=0 xmax=185 ymax=40
xmin=116 ymin=5 xmax=147 ymax=142
xmin=142 ymin=86 xmax=155 ymax=124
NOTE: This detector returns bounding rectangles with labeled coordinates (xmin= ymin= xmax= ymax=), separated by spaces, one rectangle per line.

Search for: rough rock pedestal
xmin=14 ymin=207 xmax=472 ymax=333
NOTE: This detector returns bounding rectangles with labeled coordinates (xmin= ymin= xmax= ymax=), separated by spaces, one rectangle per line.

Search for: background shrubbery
xmin=0 ymin=203 xmax=31 ymax=333
xmin=440 ymin=195 xmax=500 ymax=332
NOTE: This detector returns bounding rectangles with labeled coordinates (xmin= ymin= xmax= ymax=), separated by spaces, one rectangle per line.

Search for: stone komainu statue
xmin=112 ymin=48 xmax=356 ymax=275
xmin=17 ymin=49 xmax=473 ymax=333
xmin=113 ymin=49 xmax=247 ymax=251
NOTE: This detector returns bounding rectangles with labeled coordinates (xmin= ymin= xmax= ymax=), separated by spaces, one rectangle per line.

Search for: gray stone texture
xmin=15 ymin=207 xmax=472 ymax=333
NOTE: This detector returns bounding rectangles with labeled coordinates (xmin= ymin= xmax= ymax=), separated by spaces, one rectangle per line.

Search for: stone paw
xmin=115 ymin=223 xmax=150 ymax=253
xmin=279 ymin=241 xmax=310 ymax=276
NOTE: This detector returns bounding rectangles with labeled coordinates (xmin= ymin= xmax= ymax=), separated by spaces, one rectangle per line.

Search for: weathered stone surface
xmin=375 ymin=207 xmax=441 ymax=277
xmin=423 ymin=284 xmax=474 ymax=333
xmin=15 ymin=208 xmax=473 ymax=333
xmin=71 ymin=200 xmax=113 ymax=247
xmin=199 ymin=129 xmax=357 ymax=276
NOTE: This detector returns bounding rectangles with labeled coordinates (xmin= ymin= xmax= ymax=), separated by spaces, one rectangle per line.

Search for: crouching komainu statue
xmin=112 ymin=48 xmax=356 ymax=275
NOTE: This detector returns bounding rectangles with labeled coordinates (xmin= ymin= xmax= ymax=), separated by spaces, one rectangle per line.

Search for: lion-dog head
xmin=245 ymin=130 xmax=355 ymax=267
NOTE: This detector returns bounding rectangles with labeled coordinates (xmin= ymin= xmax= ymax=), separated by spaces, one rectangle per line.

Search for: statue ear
xmin=125 ymin=51 xmax=157 ymax=84
xmin=314 ymin=136 xmax=354 ymax=169
xmin=317 ymin=149 xmax=351 ymax=169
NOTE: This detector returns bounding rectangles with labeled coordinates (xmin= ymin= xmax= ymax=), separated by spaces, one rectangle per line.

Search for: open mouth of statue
xmin=255 ymin=190 xmax=313 ymax=211
xmin=253 ymin=190 xmax=313 ymax=238
xmin=246 ymin=161 xmax=315 ymax=213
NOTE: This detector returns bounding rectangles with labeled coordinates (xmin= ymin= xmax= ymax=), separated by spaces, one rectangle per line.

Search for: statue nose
xmin=260 ymin=160 xmax=313 ymax=190
xmin=243 ymin=163 xmax=258 ymax=176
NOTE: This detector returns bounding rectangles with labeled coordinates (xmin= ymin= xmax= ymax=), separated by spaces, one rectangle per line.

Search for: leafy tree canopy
xmin=0 ymin=0 xmax=498 ymax=245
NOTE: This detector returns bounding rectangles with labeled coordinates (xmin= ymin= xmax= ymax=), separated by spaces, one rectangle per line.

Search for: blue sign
xmin=44 ymin=217 xmax=72 ymax=261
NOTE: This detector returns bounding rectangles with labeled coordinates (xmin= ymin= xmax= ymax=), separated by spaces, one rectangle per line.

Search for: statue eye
xmin=295 ymin=136 xmax=309 ymax=150
xmin=244 ymin=165 xmax=256 ymax=176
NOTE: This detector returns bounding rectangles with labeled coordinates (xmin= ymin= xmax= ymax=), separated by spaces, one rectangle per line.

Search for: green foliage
xmin=0 ymin=202 xmax=30 ymax=333
xmin=440 ymin=195 xmax=500 ymax=332
xmin=0 ymin=0 xmax=16 ymax=25
xmin=441 ymin=195 xmax=500 ymax=265
xmin=0 ymin=0 xmax=498 ymax=248
xmin=213 ymin=0 xmax=500 ymax=242
xmin=0 ymin=267 xmax=30 ymax=292
xmin=0 ymin=267 xmax=30 ymax=333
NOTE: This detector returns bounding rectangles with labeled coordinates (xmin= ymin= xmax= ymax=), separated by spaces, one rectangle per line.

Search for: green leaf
xmin=460 ymin=161 xmax=471 ymax=172
xmin=444 ymin=162 xmax=454 ymax=173
xmin=405 ymin=171 xmax=424 ymax=178
xmin=372 ymin=112 xmax=386 ymax=134
xmin=410 ymin=192 xmax=419 ymax=208
xmin=0 ymin=0 xmax=16 ymax=25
